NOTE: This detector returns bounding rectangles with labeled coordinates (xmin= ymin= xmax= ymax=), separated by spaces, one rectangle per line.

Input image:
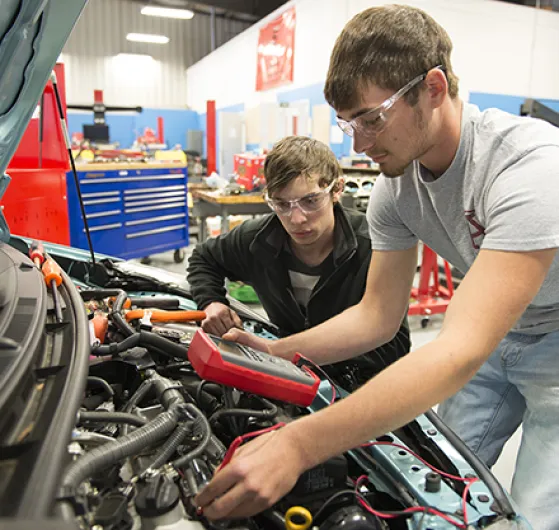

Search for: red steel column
xmin=157 ymin=116 xmax=164 ymax=144
xmin=206 ymin=100 xmax=216 ymax=175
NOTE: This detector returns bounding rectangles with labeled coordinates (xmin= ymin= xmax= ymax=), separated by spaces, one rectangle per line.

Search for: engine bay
xmin=0 ymin=238 xmax=527 ymax=530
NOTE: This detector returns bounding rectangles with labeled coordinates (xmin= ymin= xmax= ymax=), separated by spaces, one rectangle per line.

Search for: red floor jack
xmin=408 ymin=246 xmax=454 ymax=328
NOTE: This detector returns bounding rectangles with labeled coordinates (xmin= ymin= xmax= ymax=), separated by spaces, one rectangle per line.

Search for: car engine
xmin=57 ymin=287 xmax=391 ymax=530
xmin=0 ymin=240 xmax=528 ymax=530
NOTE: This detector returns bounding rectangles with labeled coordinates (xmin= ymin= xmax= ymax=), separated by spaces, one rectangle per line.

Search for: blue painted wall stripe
xmin=68 ymin=88 xmax=559 ymax=164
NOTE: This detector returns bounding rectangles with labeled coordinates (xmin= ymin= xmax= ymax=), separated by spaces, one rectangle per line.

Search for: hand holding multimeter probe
xmin=187 ymin=328 xmax=320 ymax=406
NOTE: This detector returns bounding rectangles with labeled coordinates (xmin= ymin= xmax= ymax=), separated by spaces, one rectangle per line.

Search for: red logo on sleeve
xmin=465 ymin=210 xmax=485 ymax=250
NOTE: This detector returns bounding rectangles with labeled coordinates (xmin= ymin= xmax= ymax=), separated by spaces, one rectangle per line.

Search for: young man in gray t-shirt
xmin=195 ymin=6 xmax=559 ymax=529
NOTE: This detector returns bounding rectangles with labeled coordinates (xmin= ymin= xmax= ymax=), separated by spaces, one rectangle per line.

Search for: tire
xmin=173 ymin=249 xmax=185 ymax=263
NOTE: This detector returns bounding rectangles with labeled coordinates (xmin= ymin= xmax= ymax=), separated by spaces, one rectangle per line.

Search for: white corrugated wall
xmin=62 ymin=0 xmax=251 ymax=108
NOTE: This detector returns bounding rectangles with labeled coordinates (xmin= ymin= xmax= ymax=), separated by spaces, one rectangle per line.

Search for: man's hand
xmin=223 ymin=328 xmax=278 ymax=355
xmin=194 ymin=428 xmax=307 ymax=520
xmin=202 ymin=302 xmax=243 ymax=337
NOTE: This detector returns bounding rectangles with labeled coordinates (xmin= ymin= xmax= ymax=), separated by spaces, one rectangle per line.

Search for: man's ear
xmin=333 ymin=177 xmax=344 ymax=203
xmin=425 ymin=68 xmax=447 ymax=109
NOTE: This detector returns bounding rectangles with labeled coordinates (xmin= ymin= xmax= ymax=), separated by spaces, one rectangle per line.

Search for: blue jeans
xmin=438 ymin=330 xmax=559 ymax=530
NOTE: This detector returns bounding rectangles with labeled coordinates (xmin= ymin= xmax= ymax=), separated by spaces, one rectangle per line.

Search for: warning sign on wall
xmin=256 ymin=7 xmax=296 ymax=92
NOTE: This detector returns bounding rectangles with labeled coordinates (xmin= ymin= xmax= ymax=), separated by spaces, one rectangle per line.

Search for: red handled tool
xmin=29 ymin=240 xmax=46 ymax=269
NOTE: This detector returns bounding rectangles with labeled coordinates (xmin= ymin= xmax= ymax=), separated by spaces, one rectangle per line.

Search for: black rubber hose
xmin=121 ymin=379 xmax=155 ymax=436
xmin=149 ymin=369 xmax=184 ymax=409
xmin=172 ymin=404 xmax=212 ymax=469
xmin=125 ymin=379 xmax=154 ymax=412
xmin=91 ymin=330 xmax=189 ymax=359
xmin=55 ymin=499 xmax=76 ymax=521
xmin=210 ymin=406 xmax=278 ymax=425
xmin=223 ymin=387 xmax=240 ymax=436
xmin=143 ymin=421 xmax=193 ymax=474
xmin=424 ymin=409 xmax=515 ymax=517
xmin=91 ymin=333 xmax=141 ymax=356
xmin=139 ymin=330 xmax=189 ymax=359
xmin=183 ymin=381 xmax=220 ymax=413
xmin=78 ymin=411 xmax=148 ymax=428
xmin=86 ymin=376 xmax=114 ymax=397
xmin=60 ymin=406 xmax=180 ymax=497
xmin=210 ymin=397 xmax=278 ymax=427
xmin=111 ymin=290 xmax=135 ymax=337
xmin=194 ymin=380 xmax=223 ymax=407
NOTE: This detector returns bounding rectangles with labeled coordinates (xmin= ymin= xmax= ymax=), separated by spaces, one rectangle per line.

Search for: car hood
xmin=0 ymin=0 xmax=87 ymax=240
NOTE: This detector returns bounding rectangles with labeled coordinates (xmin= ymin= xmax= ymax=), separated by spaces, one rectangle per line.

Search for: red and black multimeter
xmin=187 ymin=329 xmax=320 ymax=406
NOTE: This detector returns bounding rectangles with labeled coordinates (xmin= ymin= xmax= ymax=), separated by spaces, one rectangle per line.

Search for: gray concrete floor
xmin=132 ymin=247 xmax=520 ymax=493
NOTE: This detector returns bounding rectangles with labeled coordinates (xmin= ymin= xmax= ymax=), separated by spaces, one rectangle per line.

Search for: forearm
xmin=269 ymin=300 xmax=402 ymax=364
xmin=284 ymin=335 xmax=484 ymax=470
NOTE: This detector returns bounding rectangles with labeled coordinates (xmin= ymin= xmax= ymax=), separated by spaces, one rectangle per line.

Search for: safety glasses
xmin=336 ymin=65 xmax=443 ymax=139
xmin=265 ymin=179 xmax=337 ymax=216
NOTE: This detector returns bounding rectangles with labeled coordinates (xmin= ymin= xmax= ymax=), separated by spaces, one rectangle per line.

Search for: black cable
xmin=159 ymin=361 xmax=192 ymax=372
xmin=143 ymin=421 xmax=193 ymax=474
xmin=172 ymin=404 xmax=212 ymax=469
xmin=86 ymin=376 xmax=114 ymax=397
xmin=209 ymin=401 xmax=278 ymax=427
xmin=60 ymin=406 xmax=180 ymax=498
xmin=91 ymin=329 xmax=190 ymax=359
xmin=210 ymin=407 xmax=277 ymax=424
xmin=195 ymin=380 xmax=222 ymax=409
xmin=51 ymin=72 xmax=96 ymax=266
xmin=39 ymin=92 xmax=44 ymax=168
xmin=425 ymin=409 xmax=515 ymax=517
xmin=121 ymin=379 xmax=155 ymax=436
xmin=354 ymin=486 xmax=464 ymax=522
xmin=111 ymin=290 xmax=135 ymax=337
xmin=223 ymin=387 xmax=239 ymax=436
xmin=312 ymin=489 xmax=356 ymax=523
xmin=78 ymin=410 xmax=147 ymax=428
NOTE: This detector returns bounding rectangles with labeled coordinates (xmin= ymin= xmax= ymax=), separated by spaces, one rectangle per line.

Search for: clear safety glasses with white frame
xmin=336 ymin=65 xmax=443 ymax=139
xmin=264 ymin=179 xmax=337 ymax=217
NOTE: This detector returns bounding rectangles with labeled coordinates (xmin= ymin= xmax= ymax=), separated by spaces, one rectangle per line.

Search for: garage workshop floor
xmin=132 ymin=247 xmax=521 ymax=494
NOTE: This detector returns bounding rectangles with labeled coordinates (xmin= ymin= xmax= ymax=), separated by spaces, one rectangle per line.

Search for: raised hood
xmin=0 ymin=0 xmax=87 ymax=234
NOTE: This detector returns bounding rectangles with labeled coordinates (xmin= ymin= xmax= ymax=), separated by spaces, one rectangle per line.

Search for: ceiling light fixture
xmin=141 ymin=6 xmax=194 ymax=19
xmin=116 ymin=53 xmax=154 ymax=60
xmin=126 ymin=32 xmax=169 ymax=44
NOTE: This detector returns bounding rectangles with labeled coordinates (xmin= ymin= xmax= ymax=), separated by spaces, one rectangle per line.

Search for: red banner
xmin=256 ymin=7 xmax=296 ymax=92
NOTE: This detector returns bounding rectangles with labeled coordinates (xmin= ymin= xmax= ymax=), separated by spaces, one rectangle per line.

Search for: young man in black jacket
xmin=187 ymin=136 xmax=409 ymax=390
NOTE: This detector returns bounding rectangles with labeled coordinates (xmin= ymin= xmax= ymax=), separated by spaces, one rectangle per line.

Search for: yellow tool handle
xmin=285 ymin=506 xmax=313 ymax=530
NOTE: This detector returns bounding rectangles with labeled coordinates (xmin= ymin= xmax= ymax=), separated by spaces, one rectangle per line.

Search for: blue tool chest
xmin=66 ymin=163 xmax=189 ymax=260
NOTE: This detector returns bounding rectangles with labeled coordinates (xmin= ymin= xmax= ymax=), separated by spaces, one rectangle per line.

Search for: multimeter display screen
xmin=211 ymin=337 xmax=247 ymax=357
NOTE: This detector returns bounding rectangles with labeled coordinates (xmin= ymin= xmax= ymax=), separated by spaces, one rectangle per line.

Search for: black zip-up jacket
xmin=187 ymin=204 xmax=410 ymax=391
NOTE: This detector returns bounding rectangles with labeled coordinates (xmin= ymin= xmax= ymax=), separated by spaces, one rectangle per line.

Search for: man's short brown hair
xmin=324 ymin=5 xmax=459 ymax=111
xmin=264 ymin=136 xmax=342 ymax=196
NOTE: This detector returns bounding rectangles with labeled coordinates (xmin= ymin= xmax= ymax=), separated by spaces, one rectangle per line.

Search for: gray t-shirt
xmin=367 ymin=102 xmax=559 ymax=334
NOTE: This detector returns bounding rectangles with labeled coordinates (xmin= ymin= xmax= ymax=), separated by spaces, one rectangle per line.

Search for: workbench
xmin=66 ymin=162 xmax=188 ymax=261
xmin=191 ymin=190 xmax=270 ymax=242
